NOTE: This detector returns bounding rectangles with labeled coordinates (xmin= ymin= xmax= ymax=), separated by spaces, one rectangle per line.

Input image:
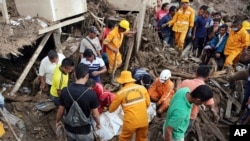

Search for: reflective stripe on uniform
xmin=117 ymin=85 xmax=144 ymax=95
xmin=123 ymin=98 xmax=145 ymax=106
xmin=176 ymin=21 xmax=189 ymax=24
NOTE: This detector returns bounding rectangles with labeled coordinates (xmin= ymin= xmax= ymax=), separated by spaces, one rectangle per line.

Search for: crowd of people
xmin=34 ymin=0 xmax=250 ymax=141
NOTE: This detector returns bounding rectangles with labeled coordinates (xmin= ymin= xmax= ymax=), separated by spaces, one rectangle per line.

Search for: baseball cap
xmin=89 ymin=26 xmax=100 ymax=35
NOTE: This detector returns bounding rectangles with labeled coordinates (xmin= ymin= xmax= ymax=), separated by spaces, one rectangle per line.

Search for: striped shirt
xmin=80 ymin=57 xmax=105 ymax=82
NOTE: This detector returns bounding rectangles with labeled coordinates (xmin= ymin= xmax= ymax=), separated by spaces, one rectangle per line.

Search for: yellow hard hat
xmin=119 ymin=20 xmax=130 ymax=31
xmin=181 ymin=0 xmax=189 ymax=3
xmin=242 ymin=21 xmax=250 ymax=30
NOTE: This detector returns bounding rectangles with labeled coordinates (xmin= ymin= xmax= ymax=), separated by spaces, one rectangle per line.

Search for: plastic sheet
xmin=93 ymin=103 xmax=156 ymax=141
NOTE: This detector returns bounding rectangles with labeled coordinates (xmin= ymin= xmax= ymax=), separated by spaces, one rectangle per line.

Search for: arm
xmin=242 ymin=30 xmax=250 ymax=49
xmin=79 ymin=39 xmax=86 ymax=59
xmin=189 ymin=9 xmax=195 ymax=28
xmin=158 ymin=81 xmax=174 ymax=105
xmin=103 ymin=33 xmax=118 ymax=53
xmin=38 ymin=61 xmax=46 ymax=89
xmin=97 ymin=50 xmax=102 ymax=58
xmin=56 ymin=105 xmax=65 ymax=123
xmin=209 ymin=35 xmax=219 ymax=48
xmin=206 ymin=98 xmax=219 ymax=122
xmin=109 ymin=94 xmax=121 ymax=112
xmin=168 ymin=12 xmax=178 ymax=27
xmin=148 ymin=80 xmax=159 ymax=101
xmin=144 ymin=89 xmax=151 ymax=108
xmin=39 ymin=76 xmax=46 ymax=90
xmin=165 ymin=126 xmax=173 ymax=141
xmin=91 ymin=108 xmax=101 ymax=129
xmin=215 ymin=35 xmax=228 ymax=53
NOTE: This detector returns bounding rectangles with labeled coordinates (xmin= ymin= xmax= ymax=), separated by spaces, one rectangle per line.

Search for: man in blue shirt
xmin=157 ymin=6 xmax=177 ymax=47
xmin=192 ymin=8 xmax=212 ymax=57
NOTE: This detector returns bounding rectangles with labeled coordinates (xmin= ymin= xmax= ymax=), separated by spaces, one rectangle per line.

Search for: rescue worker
xmin=223 ymin=19 xmax=250 ymax=69
xmin=148 ymin=69 xmax=175 ymax=114
xmin=167 ymin=0 xmax=195 ymax=56
xmin=103 ymin=20 xmax=130 ymax=73
xmin=109 ymin=71 xmax=150 ymax=141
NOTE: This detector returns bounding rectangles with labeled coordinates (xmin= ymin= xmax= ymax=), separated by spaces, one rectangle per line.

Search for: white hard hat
xmin=159 ymin=69 xmax=171 ymax=83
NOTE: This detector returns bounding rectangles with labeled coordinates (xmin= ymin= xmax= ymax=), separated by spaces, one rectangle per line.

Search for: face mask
xmin=232 ymin=27 xmax=239 ymax=31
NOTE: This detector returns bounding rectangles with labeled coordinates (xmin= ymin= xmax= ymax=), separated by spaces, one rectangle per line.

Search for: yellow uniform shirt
xmin=50 ymin=65 xmax=69 ymax=97
xmin=168 ymin=6 xmax=195 ymax=32
xmin=224 ymin=28 xmax=249 ymax=56
xmin=109 ymin=83 xmax=150 ymax=128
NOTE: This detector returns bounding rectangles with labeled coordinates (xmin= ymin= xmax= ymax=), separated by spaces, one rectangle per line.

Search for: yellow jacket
xmin=168 ymin=6 xmax=195 ymax=32
xmin=109 ymin=83 xmax=150 ymax=128
xmin=224 ymin=28 xmax=250 ymax=56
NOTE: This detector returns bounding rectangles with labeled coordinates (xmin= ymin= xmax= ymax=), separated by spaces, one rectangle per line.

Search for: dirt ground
xmin=0 ymin=0 xmax=250 ymax=141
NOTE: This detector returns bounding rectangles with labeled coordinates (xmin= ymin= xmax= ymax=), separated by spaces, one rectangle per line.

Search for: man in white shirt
xmin=80 ymin=49 xmax=107 ymax=82
xmin=39 ymin=50 xmax=65 ymax=93
xmin=80 ymin=26 xmax=102 ymax=59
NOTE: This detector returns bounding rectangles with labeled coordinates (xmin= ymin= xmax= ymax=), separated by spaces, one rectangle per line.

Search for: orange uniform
xmin=148 ymin=78 xmax=175 ymax=112
xmin=109 ymin=83 xmax=150 ymax=141
xmin=179 ymin=79 xmax=214 ymax=119
xmin=224 ymin=28 xmax=250 ymax=66
xmin=168 ymin=6 xmax=195 ymax=49
xmin=104 ymin=27 xmax=123 ymax=73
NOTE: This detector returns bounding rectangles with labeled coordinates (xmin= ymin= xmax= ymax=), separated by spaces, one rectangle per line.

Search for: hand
xmin=96 ymin=124 xmax=101 ymax=130
xmin=215 ymin=53 xmax=221 ymax=58
xmin=112 ymin=48 xmax=118 ymax=53
xmin=40 ymin=83 xmax=45 ymax=90
xmin=56 ymin=121 xmax=62 ymax=128
xmin=91 ymin=71 xmax=99 ymax=77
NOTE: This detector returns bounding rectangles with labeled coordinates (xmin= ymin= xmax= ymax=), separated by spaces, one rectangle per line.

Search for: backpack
xmin=63 ymin=88 xmax=90 ymax=127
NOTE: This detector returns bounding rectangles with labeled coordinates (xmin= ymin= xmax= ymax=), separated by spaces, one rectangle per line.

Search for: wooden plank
xmin=225 ymin=99 xmax=233 ymax=119
xmin=199 ymin=110 xmax=227 ymax=141
xmin=53 ymin=29 xmax=63 ymax=53
xmin=194 ymin=121 xmax=203 ymax=141
xmin=210 ymin=79 xmax=241 ymax=113
xmin=10 ymin=32 xmax=52 ymax=96
xmin=39 ymin=16 xmax=85 ymax=35
xmin=1 ymin=0 xmax=9 ymax=24
xmin=135 ymin=0 xmax=147 ymax=54
xmin=123 ymin=17 xmax=137 ymax=70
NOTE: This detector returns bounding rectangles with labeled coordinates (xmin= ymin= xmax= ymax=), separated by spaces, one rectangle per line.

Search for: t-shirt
xmin=157 ymin=10 xmax=168 ymax=22
xmin=80 ymin=57 xmax=105 ymax=82
xmin=179 ymin=79 xmax=214 ymax=119
xmin=39 ymin=53 xmax=65 ymax=85
xmin=195 ymin=16 xmax=211 ymax=38
xmin=59 ymin=83 xmax=99 ymax=134
xmin=80 ymin=36 xmax=102 ymax=56
xmin=163 ymin=87 xmax=192 ymax=140
xmin=50 ymin=65 xmax=69 ymax=97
